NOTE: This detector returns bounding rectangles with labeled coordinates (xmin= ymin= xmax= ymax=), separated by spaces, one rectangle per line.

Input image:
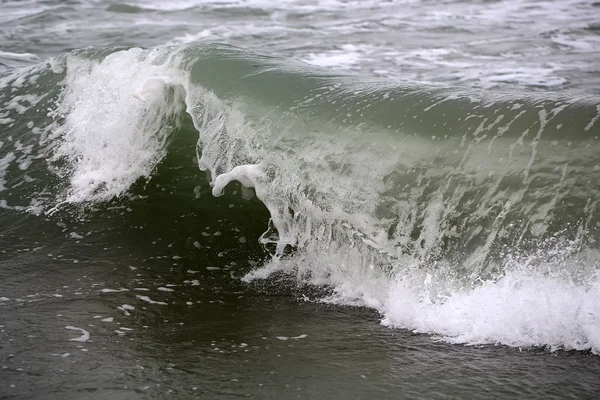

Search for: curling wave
xmin=1 ymin=44 xmax=599 ymax=352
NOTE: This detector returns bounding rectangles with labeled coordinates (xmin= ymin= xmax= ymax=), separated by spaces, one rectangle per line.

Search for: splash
xmin=45 ymin=48 xmax=187 ymax=204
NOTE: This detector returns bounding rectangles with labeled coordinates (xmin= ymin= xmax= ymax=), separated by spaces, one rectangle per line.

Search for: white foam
xmin=122 ymin=0 xmax=209 ymax=11
xmin=552 ymin=34 xmax=600 ymax=53
xmin=276 ymin=334 xmax=307 ymax=341
xmin=136 ymin=295 xmax=168 ymax=305
xmin=65 ymin=326 xmax=90 ymax=342
xmin=100 ymin=288 xmax=129 ymax=293
xmin=585 ymin=105 xmax=600 ymax=132
xmin=212 ymin=164 xmax=263 ymax=196
xmin=380 ymin=269 xmax=600 ymax=352
xmin=0 ymin=152 xmax=16 ymax=192
xmin=301 ymin=46 xmax=365 ymax=70
xmin=118 ymin=306 xmax=131 ymax=316
xmin=46 ymin=48 xmax=186 ymax=204
xmin=0 ymin=51 xmax=40 ymax=62
xmin=5 ymin=94 xmax=45 ymax=114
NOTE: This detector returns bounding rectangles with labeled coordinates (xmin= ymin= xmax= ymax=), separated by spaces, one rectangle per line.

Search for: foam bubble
xmin=65 ymin=326 xmax=90 ymax=342
xmin=100 ymin=288 xmax=129 ymax=293
xmin=136 ymin=295 xmax=168 ymax=305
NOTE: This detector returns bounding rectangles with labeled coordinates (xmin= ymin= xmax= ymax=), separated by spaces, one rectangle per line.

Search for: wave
xmin=1 ymin=44 xmax=599 ymax=353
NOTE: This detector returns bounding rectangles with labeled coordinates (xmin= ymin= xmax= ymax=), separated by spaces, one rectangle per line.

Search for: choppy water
xmin=1 ymin=1 xmax=600 ymax=399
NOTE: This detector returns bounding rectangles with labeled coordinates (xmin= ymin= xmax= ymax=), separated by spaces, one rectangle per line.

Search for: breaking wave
xmin=1 ymin=44 xmax=599 ymax=353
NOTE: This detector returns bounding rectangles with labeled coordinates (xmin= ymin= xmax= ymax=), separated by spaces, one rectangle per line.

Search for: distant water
xmin=1 ymin=1 xmax=600 ymax=399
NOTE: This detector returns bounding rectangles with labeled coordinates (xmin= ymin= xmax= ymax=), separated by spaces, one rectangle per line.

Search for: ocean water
xmin=1 ymin=0 xmax=600 ymax=398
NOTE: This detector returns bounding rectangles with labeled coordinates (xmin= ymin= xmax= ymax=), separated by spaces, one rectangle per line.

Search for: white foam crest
xmin=46 ymin=48 xmax=186 ymax=204
xmin=246 ymin=247 xmax=600 ymax=353
xmin=381 ymin=267 xmax=600 ymax=352
xmin=65 ymin=325 xmax=90 ymax=342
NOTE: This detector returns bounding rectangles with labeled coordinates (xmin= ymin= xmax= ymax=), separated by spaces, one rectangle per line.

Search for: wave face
xmin=1 ymin=44 xmax=600 ymax=353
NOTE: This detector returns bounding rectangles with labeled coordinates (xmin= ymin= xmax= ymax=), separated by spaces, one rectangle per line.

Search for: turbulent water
xmin=2 ymin=1 xmax=600 ymax=399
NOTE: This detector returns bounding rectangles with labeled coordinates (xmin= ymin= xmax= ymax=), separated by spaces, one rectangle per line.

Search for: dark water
xmin=2 ymin=1 xmax=600 ymax=398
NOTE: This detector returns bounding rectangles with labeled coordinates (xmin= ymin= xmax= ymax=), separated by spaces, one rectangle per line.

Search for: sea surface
xmin=1 ymin=1 xmax=600 ymax=399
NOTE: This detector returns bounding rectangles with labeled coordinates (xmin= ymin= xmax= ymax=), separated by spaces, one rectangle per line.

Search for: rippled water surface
xmin=1 ymin=0 xmax=599 ymax=92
